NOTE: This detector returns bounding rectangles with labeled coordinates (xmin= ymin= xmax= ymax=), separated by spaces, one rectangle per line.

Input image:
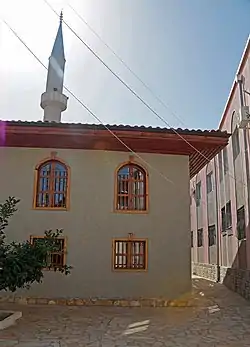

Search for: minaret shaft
xmin=41 ymin=12 xmax=68 ymax=122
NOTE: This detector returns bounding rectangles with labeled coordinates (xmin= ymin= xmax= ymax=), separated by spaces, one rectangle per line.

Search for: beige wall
xmin=0 ymin=147 xmax=191 ymax=300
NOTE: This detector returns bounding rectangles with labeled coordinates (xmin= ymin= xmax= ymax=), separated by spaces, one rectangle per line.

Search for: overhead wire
xmin=1 ymin=18 xmax=230 ymax=213
xmin=43 ymin=0 xmax=248 ymax=190
xmin=42 ymin=0 xmax=215 ymax=162
xmin=2 ymin=18 xmax=175 ymax=186
xmin=66 ymin=1 xmax=187 ymax=128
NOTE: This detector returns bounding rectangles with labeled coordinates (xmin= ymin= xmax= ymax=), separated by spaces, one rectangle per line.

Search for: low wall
xmin=192 ymin=263 xmax=218 ymax=282
xmin=0 ymin=296 xmax=194 ymax=308
xmin=192 ymin=262 xmax=250 ymax=301
xmin=223 ymin=267 xmax=250 ymax=300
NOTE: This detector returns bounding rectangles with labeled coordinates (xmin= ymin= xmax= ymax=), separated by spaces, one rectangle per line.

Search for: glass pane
xmin=37 ymin=161 xmax=67 ymax=208
xmin=117 ymin=164 xmax=146 ymax=211
xmin=131 ymin=241 xmax=145 ymax=269
xmin=115 ymin=241 xmax=127 ymax=268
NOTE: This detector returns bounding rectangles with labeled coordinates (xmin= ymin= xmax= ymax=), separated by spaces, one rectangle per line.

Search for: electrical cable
xmin=2 ymin=18 xmax=175 ymax=186
xmin=43 ymin=0 xmax=247 ymax=190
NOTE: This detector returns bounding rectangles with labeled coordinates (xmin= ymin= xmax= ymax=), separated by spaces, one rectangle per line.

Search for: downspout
xmin=214 ymin=156 xmax=221 ymax=282
xmin=237 ymin=74 xmax=250 ymax=264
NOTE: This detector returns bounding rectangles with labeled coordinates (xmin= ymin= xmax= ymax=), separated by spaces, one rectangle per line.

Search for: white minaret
xmin=41 ymin=12 xmax=68 ymax=122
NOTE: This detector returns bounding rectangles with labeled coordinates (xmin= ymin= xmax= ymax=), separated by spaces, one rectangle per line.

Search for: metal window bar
xmin=36 ymin=161 xmax=68 ymax=208
xmin=114 ymin=240 xmax=146 ymax=270
xmin=31 ymin=237 xmax=65 ymax=268
xmin=117 ymin=165 xmax=146 ymax=211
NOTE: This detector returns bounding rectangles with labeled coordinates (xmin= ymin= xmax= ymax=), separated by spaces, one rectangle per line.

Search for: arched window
xmin=34 ymin=160 xmax=69 ymax=209
xmin=115 ymin=163 xmax=147 ymax=212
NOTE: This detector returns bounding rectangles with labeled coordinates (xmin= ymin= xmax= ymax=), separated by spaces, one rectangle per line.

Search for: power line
xmin=43 ymin=0 xmax=248 ymax=189
xmin=66 ymin=2 xmax=187 ymax=128
xmin=2 ymin=18 xmax=175 ymax=186
xmin=1 ymin=18 xmax=235 ymax=213
xmin=42 ymin=0 xmax=212 ymax=161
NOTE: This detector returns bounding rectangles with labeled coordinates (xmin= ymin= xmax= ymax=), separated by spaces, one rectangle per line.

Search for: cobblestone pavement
xmin=1 ymin=278 xmax=250 ymax=346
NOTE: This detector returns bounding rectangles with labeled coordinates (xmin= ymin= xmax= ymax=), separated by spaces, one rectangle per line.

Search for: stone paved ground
xmin=1 ymin=278 xmax=250 ymax=346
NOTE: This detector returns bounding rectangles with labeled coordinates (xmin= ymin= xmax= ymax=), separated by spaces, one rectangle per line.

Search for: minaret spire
xmin=41 ymin=12 xmax=68 ymax=122
xmin=60 ymin=10 xmax=63 ymax=23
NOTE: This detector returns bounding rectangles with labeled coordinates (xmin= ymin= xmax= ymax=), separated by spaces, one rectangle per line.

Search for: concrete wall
xmin=190 ymin=39 xmax=250 ymax=302
xmin=190 ymin=43 xmax=250 ymax=272
xmin=206 ymin=163 xmax=217 ymax=265
xmin=0 ymin=147 xmax=191 ymax=300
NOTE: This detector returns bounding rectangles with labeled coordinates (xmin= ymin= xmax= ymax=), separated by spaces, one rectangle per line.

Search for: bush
xmin=0 ymin=197 xmax=71 ymax=292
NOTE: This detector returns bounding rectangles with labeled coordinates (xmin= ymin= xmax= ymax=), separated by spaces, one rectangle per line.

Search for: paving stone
xmin=1 ymin=279 xmax=250 ymax=346
xmin=0 ymin=341 xmax=18 ymax=347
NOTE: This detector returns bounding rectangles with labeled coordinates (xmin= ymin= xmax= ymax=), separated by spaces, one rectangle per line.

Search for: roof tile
xmin=1 ymin=120 xmax=230 ymax=137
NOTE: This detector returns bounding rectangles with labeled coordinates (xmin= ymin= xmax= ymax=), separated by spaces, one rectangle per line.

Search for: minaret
xmin=41 ymin=12 xmax=68 ymax=122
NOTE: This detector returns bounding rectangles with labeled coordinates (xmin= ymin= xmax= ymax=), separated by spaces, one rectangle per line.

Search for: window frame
xmin=221 ymin=201 xmax=232 ymax=232
xmin=223 ymin=148 xmax=229 ymax=175
xmin=114 ymin=161 xmax=149 ymax=214
xmin=208 ymin=225 xmax=216 ymax=247
xmin=232 ymin=127 xmax=240 ymax=160
xmin=195 ymin=181 xmax=201 ymax=207
xmin=30 ymin=235 xmax=67 ymax=270
xmin=206 ymin=172 xmax=213 ymax=194
xmin=237 ymin=206 xmax=246 ymax=241
xmin=226 ymin=201 xmax=232 ymax=229
xmin=112 ymin=238 xmax=148 ymax=272
xmin=197 ymin=228 xmax=203 ymax=248
xmin=33 ymin=157 xmax=70 ymax=211
xmin=218 ymin=152 xmax=223 ymax=182
xmin=221 ymin=206 xmax=226 ymax=232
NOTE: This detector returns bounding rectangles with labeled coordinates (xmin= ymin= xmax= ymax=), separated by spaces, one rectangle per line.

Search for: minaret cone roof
xmin=51 ymin=11 xmax=65 ymax=62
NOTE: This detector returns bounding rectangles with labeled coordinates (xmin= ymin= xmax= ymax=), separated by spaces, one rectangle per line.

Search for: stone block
xmin=140 ymin=299 xmax=152 ymax=307
xmin=120 ymin=300 xmax=129 ymax=307
xmin=113 ymin=300 xmax=120 ymax=306
xmin=130 ymin=300 xmax=141 ymax=307
xmin=36 ymin=298 xmax=48 ymax=305
xmin=67 ymin=299 xmax=75 ymax=306
xmin=56 ymin=298 xmax=67 ymax=305
xmin=74 ymin=299 xmax=84 ymax=306
xmin=27 ymin=298 xmax=37 ymax=305
xmin=15 ymin=297 xmax=28 ymax=305
xmin=48 ymin=300 xmax=56 ymax=305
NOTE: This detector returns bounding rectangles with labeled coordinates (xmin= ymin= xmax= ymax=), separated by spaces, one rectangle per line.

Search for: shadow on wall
xmin=222 ymin=238 xmax=250 ymax=300
xmin=192 ymin=227 xmax=250 ymax=301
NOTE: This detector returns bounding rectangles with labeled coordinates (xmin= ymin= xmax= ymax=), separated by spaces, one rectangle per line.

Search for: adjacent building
xmin=192 ymin=36 xmax=250 ymax=298
xmin=0 ymin=16 xmax=229 ymax=304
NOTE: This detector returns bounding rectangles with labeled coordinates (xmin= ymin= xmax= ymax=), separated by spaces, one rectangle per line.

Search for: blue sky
xmin=1 ymin=0 xmax=250 ymax=129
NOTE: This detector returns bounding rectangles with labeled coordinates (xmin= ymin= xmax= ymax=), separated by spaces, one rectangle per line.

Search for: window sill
xmin=112 ymin=268 xmax=148 ymax=272
xmin=221 ymin=227 xmax=232 ymax=234
xmin=32 ymin=207 xmax=69 ymax=211
xmin=42 ymin=267 xmax=65 ymax=271
xmin=113 ymin=209 xmax=148 ymax=214
xmin=238 ymin=237 xmax=247 ymax=242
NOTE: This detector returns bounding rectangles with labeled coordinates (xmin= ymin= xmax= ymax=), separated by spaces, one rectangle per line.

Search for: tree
xmin=0 ymin=197 xmax=71 ymax=292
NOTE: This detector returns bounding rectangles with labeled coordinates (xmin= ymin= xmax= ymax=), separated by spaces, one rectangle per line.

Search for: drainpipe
xmin=237 ymin=74 xmax=250 ymax=266
xmin=214 ymin=156 xmax=221 ymax=282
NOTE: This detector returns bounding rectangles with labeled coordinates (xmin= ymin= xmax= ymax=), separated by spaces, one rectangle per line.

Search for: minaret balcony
xmin=41 ymin=91 xmax=68 ymax=112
